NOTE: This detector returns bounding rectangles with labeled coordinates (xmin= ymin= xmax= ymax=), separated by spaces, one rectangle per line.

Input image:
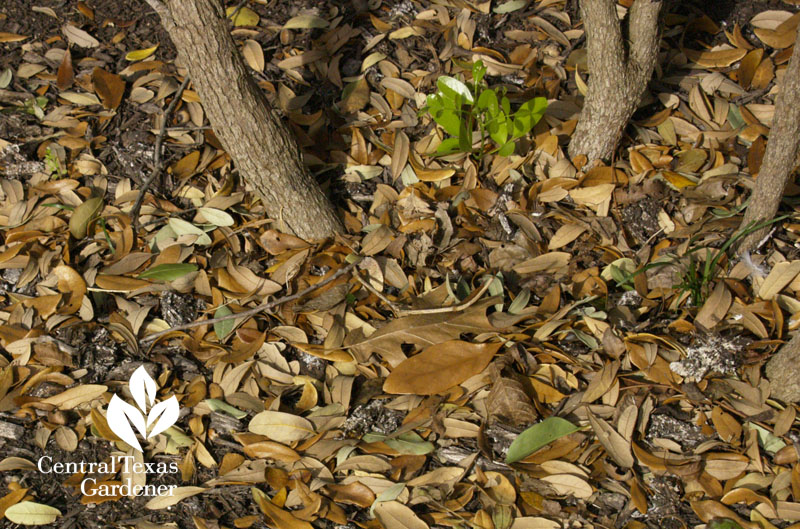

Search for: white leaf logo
xmin=106 ymin=366 xmax=180 ymax=452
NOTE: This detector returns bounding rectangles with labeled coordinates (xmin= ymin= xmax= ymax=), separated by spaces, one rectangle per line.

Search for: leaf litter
xmin=2 ymin=0 xmax=800 ymax=528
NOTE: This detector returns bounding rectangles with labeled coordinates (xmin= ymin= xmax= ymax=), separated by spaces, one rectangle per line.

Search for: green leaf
xmin=488 ymin=114 xmax=509 ymax=146
xmin=436 ymin=137 xmax=463 ymax=155
xmin=501 ymin=95 xmax=511 ymax=116
xmin=214 ymin=306 xmax=235 ymax=341
xmin=477 ymin=88 xmax=499 ymax=115
xmin=5 ymin=502 xmax=61 ymax=525
xmin=384 ymin=432 xmax=435 ymax=455
xmin=206 ymin=398 xmax=247 ymax=419
xmin=472 ymin=60 xmax=487 ymax=86
xmin=506 ymin=417 xmax=579 ymax=463
xmin=138 ymin=263 xmax=198 ymax=281
xmin=437 ymin=76 xmax=474 ymax=105
xmin=432 ymin=108 xmax=463 ymax=137
xmin=497 ymin=141 xmax=515 ymax=157
xmin=457 ymin=124 xmax=472 ymax=152
xmin=518 ymin=97 xmax=548 ymax=119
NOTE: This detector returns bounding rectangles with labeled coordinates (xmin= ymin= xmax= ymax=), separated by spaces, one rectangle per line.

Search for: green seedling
xmin=44 ymin=146 xmax=67 ymax=179
xmin=423 ymin=60 xmax=547 ymax=160
xmin=619 ymin=215 xmax=790 ymax=306
xmin=23 ymin=96 xmax=48 ymax=119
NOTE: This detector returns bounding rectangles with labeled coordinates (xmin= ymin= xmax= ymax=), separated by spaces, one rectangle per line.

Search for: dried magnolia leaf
xmin=384 ymin=340 xmax=502 ymax=395
xmin=242 ymin=40 xmax=265 ymax=72
xmin=41 ymin=385 xmax=107 ymax=410
xmin=248 ymin=411 xmax=315 ymax=442
xmin=683 ymin=48 xmax=747 ymax=68
xmin=341 ymin=77 xmax=370 ymax=113
xmin=486 ymin=374 xmax=537 ymax=427
xmin=695 ymin=282 xmax=732 ymax=329
xmin=374 ymin=501 xmax=429 ymax=529
xmin=56 ymin=48 xmax=73 ymax=90
xmin=145 ymin=486 xmax=206 ymax=510
xmin=5 ymin=502 xmax=61 ymax=525
xmin=92 ymin=68 xmax=125 ymax=110
xmin=348 ymin=298 xmax=498 ymax=366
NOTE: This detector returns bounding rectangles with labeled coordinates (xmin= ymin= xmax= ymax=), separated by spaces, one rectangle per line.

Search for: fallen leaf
xmin=5 ymin=501 xmax=61 ymax=525
xmin=383 ymin=340 xmax=502 ymax=395
xmin=248 ymin=411 xmax=315 ymax=442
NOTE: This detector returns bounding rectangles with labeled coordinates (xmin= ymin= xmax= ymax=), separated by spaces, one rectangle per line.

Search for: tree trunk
xmin=568 ymin=0 xmax=662 ymax=163
xmin=737 ymin=29 xmax=800 ymax=254
xmin=144 ymin=0 xmax=343 ymax=240
xmin=766 ymin=333 xmax=800 ymax=402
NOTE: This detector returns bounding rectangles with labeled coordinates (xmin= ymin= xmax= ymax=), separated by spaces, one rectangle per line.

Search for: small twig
xmin=397 ymin=278 xmax=493 ymax=316
xmin=140 ymin=259 xmax=361 ymax=344
xmin=130 ymin=74 xmax=191 ymax=230
xmin=353 ymin=270 xmax=494 ymax=317
xmin=353 ymin=270 xmax=401 ymax=317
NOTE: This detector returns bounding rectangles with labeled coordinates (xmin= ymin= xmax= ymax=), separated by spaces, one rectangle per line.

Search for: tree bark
xmin=568 ymin=0 xmax=662 ymax=163
xmin=144 ymin=0 xmax=343 ymax=240
xmin=766 ymin=333 xmax=800 ymax=403
xmin=737 ymin=29 xmax=800 ymax=254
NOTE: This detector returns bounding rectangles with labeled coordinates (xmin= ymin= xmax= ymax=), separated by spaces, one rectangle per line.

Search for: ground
xmin=1 ymin=0 xmax=800 ymax=529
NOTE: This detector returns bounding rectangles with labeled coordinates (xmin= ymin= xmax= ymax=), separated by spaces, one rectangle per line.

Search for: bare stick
xmin=130 ymin=74 xmax=191 ymax=229
xmin=353 ymin=271 xmax=401 ymax=316
xmin=140 ymin=259 xmax=361 ymax=344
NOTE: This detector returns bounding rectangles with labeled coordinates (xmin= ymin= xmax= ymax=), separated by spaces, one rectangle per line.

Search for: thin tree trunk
xmin=144 ymin=0 xmax=343 ymax=240
xmin=766 ymin=333 xmax=800 ymax=403
xmin=568 ymin=0 xmax=662 ymax=162
xmin=737 ymin=29 xmax=800 ymax=254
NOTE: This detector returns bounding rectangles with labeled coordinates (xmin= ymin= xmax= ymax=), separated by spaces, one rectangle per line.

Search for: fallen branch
xmin=353 ymin=271 xmax=494 ymax=317
xmin=140 ymin=258 xmax=361 ymax=344
xmin=130 ymin=74 xmax=191 ymax=230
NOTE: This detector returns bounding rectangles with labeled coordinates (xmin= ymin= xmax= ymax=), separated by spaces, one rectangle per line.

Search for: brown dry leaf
xmin=0 ymin=488 xmax=28 ymax=518
xmin=342 ymin=77 xmax=370 ymax=113
xmin=582 ymin=360 xmax=619 ymax=403
xmin=384 ymin=340 xmax=502 ymax=395
xmin=754 ymin=13 xmax=800 ymax=48
xmin=40 ymin=384 xmax=107 ymax=410
xmin=547 ymin=224 xmax=587 ymax=250
xmin=53 ymin=265 xmax=86 ymax=315
xmin=242 ymin=40 xmax=265 ymax=72
xmin=91 ymin=68 xmax=125 ymax=110
xmin=514 ymin=252 xmax=571 ymax=275
xmin=486 ymin=374 xmax=537 ymax=427
xmin=694 ymin=282 xmax=732 ymax=329
xmin=585 ymin=410 xmax=633 ymax=468
xmin=248 ymin=411 xmax=315 ymax=442
xmin=63 ymin=24 xmax=99 ymax=47
xmin=684 ymin=48 xmax=747 ymax=68
xmin=374 ymin=501 xmax=429 ymax=529
xmin=738 ymin=48 xmax=764 ymax=89
xmin=146 ymin=486 xmax=206 ymax=510
xmin=347 ymin=298 xmax=499 ymax=365
xmin=510 ymin=518 xmax=560 ymax=529
xmin=253 ymin=488 xmax=314 ymax=529
xmin=540 ymin=474 xmax=593 ymax=499
xmin=57 ymin=48 xmax=73 ymax=90
xmin=759 ymin=261 xmax=800 ymax=300
xmin=391 ymin=131 xmax=410 ymax=181
xmin=691 ymin=500 xmax=759 ymax=529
